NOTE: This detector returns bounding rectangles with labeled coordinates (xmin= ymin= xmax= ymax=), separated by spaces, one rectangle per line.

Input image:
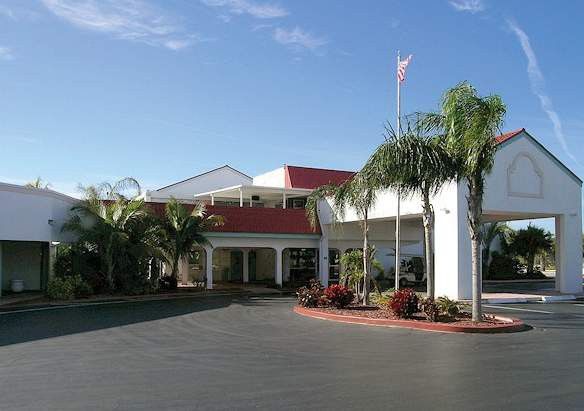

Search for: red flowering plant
xmin=296 ymin=279 xmax=325 ymax=308
xmin=323 ymin=284 xmax=354 ymax=308
xmin=388 ymin=288 xmax=419 ymax=318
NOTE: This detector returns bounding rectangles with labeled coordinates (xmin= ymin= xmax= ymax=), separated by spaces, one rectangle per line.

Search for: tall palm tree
xmin=160 ymin=198 xmax=224 ymax=280
xmin=63 ymin=178 xmax=148 ymax=291
xmin=306 ymin=176 xmax=378 ymax=305
xmin=361 ymin=126 xmax=456 ymax=299
xmin=421 ymin=82 xmax=506 ymax=321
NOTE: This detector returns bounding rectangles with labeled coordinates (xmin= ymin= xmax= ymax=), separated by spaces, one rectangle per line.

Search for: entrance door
xmin=230 ymin=250 xmax=243 ymax=282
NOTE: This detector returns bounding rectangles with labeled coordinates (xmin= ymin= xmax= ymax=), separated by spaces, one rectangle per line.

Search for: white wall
xmin=148 ymin=166 xmax=252 ymax=201
xmin=0 ymin=183 xmax=78 ymax=243
xmin=252 ymin=167 xmax=285 ymax=187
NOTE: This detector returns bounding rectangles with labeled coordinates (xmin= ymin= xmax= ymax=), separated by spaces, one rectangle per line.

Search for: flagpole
xmin=395 ymin=50 xmax=402 ymax=290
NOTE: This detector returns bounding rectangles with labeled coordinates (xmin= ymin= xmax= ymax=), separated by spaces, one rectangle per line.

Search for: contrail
xmin=507 ymin=19 xmax=580 ymax=166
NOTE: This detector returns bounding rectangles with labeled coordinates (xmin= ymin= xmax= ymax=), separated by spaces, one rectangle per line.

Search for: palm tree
xmin=421 ymin=82 xmax=506 ymax=321
xmin=159 ymin=198 xmax=224 ymax=280
xmin=306 ymin=175 xmax=378 ymax=305
xmin=480 ymin=222 xmax=511 ymax=278
xmin=361 ymin=126 xmax=456 ymax=299
xmin=25 ymin=177 xmax=50 ymax=189
xmin=63 ymin=178 xmax=148 ymax=291
xmin=508 ymin=224 xmax=553 ymax=273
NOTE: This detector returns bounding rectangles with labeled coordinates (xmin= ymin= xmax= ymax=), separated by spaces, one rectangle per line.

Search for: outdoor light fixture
xmin=48 ymin=219 xmax=55 ymax=225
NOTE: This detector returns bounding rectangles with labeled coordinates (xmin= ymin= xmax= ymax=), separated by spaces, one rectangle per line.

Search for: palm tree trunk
xmin=421 ymin=189 xmax=434 ymax=299
xmin=468 ymin=176 xmax=483 ymax=322
xmin=362 ymin=210 xmax=370 ymax=306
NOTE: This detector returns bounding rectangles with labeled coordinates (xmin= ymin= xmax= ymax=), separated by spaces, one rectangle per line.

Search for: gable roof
xmin=155 ymin=165 xmax=252 ymax=192
xmin=284 ymin=165 xmax=355 ymax=189
xmin=495 ymin=128 xmax=582 ymax=185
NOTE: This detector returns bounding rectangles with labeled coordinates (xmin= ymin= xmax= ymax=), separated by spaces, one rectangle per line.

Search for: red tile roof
xmin=145 ymin=202 xmax=319 ymax=235
xmin=495 ymin=128 xmax=525 ymax=145
xmin=284 ymin=165 xmax=355 ymax=189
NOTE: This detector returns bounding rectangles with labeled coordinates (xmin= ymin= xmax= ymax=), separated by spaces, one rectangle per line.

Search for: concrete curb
xmin=294 ymin=306 xmax=528 ymax=334
xmin=0 ymin=289 xmax=290 ymax=313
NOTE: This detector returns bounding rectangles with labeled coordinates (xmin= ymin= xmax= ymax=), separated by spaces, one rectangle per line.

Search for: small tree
xmin=159 ymin=198 xmax=224 ymax=280
xmin=361 ymin=125 xmax=456 ymax=299
xmin=63 ymin=178 xmax=148 ymax=291
xmin=306 ymin=175 xmax=378 ymax=305
xmin=508 ymin=225 xmax=553 ymax=273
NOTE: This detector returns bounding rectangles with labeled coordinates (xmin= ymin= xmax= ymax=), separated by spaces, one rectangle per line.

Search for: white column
xmin=205 ymin=245 xmax=214 ymax=289
xmin=434 ymin=183 xmax=472 ymax=300
xmin=555 ymin=213 xmax=583 ymax=294
xmin=242 ymin=249 xmax=249 ymax=283
xmin=48 ymin=244 xmax=58 ymax=279
xmin=239 ymin=188 xmax=243 ymax=207
xmin=210 ymin=194 xmax=215 ymax=205
xmin=275 ymin=247 xmax=283 ymax=286
xmin=282 ymin=191 xmax=286 ymax=209
xmin=319 ymin=228 xmax=329 ymax=287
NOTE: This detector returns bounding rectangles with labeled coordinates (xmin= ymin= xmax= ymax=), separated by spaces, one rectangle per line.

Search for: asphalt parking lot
xmin=1 ymin=295 xmax=583 ymax=410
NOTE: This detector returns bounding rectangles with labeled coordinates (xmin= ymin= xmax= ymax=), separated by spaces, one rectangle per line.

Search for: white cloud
xmin=273 ymin=27 xmax=327 ymax=52
xmin=201 ymin=0 xmax=288 ymax=19
xmin=449 ymin=0 xmax=485 ymax=13
xmin=507 ymin=19 xmax=578 ymax=165
xmin=0 ymin=47 xmax=14 ymax=61
xmin=41 ymin=0 xmax=200 ymax=50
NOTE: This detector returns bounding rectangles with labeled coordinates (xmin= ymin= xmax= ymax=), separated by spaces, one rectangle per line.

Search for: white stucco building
xmin=0 ymin=129 xmax=582 ymax=300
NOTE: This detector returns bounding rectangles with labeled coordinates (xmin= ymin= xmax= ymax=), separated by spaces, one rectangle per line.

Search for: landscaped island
xmin=295 ymin=280 xmax=527 ymax=333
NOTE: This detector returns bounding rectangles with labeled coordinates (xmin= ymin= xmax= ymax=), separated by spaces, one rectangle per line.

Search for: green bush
xmin=488 ymin=251 xmax=520 ymax=280
xmin=46 ymin=275 xmax=93 ymax=301
xmin=435 ymin=296 xmax=461 ymax=319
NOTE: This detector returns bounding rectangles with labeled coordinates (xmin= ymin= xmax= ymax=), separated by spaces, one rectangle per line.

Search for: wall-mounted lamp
xmin=48 ymin=219 xmax=55 ymax=225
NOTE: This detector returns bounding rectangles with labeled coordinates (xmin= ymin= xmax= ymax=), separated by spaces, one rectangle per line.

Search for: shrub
xmin=388 ymin=288 xmax=419 ymax=318
xmin=488 ymin=252 xmax=520 ymax=280
xmin=296 ymin=279 xmax=324 ymax=308
xmin=324 ymin=285 xmax=354 ymax=308
xmin=436 ymin=296 xmax=460 ymax=318
xmin=158 ymin=275 xmax=178 ymax=291
xmin=371 ymin=290 xmax=393 ymax=306
xmin=419 ymin=297 xmax=440 ymax=322
xmin=46 ymin=275 xmax=93 ymax=300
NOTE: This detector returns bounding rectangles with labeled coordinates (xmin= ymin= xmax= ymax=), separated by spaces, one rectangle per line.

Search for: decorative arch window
xmin=507 ymin=152 xmax=544 ymax=198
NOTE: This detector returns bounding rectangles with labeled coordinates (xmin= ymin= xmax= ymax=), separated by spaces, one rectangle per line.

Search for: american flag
xmin=397 ymin=54 xmax=413 ymax=82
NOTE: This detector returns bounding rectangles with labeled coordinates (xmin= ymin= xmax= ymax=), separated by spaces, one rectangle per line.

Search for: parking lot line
xmin=483 ymin=305 xmax=554 ymax=314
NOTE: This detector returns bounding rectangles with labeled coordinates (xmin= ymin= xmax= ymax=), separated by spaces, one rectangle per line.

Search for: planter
xmin=294 ymin=306 xmax=528 ymax=334
xmin=11 ymin=279 xmax=25 ymax=293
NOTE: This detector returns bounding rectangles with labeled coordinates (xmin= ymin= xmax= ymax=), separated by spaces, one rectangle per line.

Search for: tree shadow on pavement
xmin=0 ymin=295 xmax=233 ymax=347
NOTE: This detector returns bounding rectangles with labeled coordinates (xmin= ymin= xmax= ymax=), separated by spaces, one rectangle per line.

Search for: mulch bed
xmin=295 ymin=305 xmax=528 ymax=333
xmin=312 ymin=305 xmax=509 ymax=326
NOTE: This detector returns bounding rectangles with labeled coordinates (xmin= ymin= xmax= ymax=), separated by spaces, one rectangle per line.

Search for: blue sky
xmin=0 ymin=0 xmax=582 ymax=222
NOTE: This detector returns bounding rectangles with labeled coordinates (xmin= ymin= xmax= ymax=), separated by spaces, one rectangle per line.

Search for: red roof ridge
xmin=285 ymin=164 xmax=356 ymax=174
xmin=495 ymin=128 xmax=525 ymax=145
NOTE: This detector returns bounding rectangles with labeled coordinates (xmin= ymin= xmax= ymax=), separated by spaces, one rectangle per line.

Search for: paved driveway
xmin=1 ymin=296 xmax=584 ymax=410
